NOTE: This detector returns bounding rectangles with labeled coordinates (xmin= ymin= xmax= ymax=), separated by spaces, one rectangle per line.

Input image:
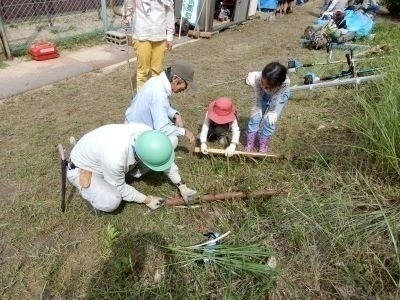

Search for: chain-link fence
xmin=0 ymin=0 xmax=125 ymax=55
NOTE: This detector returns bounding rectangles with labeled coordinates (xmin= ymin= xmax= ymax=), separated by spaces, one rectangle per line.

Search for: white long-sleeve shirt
xmin=199 ymin=112 xmax=240 ymax=144
xmin=70 ymin=123 xmax=152 ymax=203
xmin=125 ymin=72 xmax=185 ymax=137
xmin=122 ymin=0 xmax=175 ymax=42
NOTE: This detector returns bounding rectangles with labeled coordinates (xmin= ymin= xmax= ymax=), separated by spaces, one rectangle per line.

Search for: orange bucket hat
xmin=207 ymin=97 xmax=236 ymax=124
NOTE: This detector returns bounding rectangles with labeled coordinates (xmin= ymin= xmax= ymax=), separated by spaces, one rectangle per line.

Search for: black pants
xmin=208 ymin=123 xmax=230 ymax=142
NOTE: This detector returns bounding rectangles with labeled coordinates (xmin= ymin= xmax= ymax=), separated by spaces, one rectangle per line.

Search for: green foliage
xmin=351 ymin=52 xmax=400 ymax=177
xmin=10 ymin=29 xmax=103 ymax=57
xmin=55 ymin=29 xmax=103 ymax=50
xmin=372 ymin=22 xmax=400 ymax=47
xmin=168 ymin=243 xmax=278 ymax=277
xmin=0 ymin=60 xmax=8 ymax=69
xmin=100 ymin=223 xmax=119 ymax=259
xmin=104 ymin=223 xmax=119 ymax=246
xmin=277 ymin=168 xmax=400 ymax=297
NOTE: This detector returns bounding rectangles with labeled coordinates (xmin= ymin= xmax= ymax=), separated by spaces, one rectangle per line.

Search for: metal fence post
xmin=0 ymin=15 xmax=12 ymax=60
xmin=101 ymin=0 xmax=109 ymax=33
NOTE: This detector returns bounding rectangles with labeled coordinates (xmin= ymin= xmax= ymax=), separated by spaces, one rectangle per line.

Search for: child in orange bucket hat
xmin=199 ymin=97 xmax=240 ymax=157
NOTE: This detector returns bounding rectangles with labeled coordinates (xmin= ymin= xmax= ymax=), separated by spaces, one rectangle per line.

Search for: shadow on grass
xmin=85 ymin=232 xmax=190 ymax=299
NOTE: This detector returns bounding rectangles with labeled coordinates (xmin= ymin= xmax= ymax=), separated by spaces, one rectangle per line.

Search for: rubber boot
xmin=258 ymin=135 xmax=271 ymax=153
xmin=244 ymin=132 xmax=257 ymax=152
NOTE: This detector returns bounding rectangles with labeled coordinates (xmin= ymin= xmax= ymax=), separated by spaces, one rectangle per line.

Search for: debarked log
xmin=166 ymin=188 xmax=288 ymax=206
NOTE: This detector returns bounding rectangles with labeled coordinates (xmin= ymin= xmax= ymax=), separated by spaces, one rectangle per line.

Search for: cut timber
xmin=166 ymin=188 xmax=288 ymax=206
xmin=188 ymin=30 xmax=216 ymax=39
xmin=188 ymin=29 xmax=200 ymax=39
xmin=194 ymin=146 xmax=281 ymax=158
xmin=199 ymin=31 xmax=212 ymax=38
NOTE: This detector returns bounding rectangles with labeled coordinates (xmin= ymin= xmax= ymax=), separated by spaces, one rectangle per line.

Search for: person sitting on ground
xmin=124 ymin=59 xmax=199 ymax=204
xmin=312 ymin=8 xmax=375 ymax=45
xmin=199 ymin=97 xmax=240 ymax=157
xmin=360 ymin=0 xmax=380 ymax=15
xmin=67 ymin=124 xmax=175 ymax=214
xmin=244 ymin=62 xmax=290 ymax=153
xmin=321 ymin=0 xmax=349 ymax=17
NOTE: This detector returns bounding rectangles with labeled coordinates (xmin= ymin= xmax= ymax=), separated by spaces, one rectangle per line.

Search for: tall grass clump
xmin=278 ymin=166 xmax=400 ymax=297
xmin=351 ymin=25 xmax=400 ymax=177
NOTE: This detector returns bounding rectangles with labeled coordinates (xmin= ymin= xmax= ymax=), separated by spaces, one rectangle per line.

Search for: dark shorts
xmin=208 ymin=123 xmax=230 ymax=142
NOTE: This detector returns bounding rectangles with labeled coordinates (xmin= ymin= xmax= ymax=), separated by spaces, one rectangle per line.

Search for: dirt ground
xmin=0 ymin=1 xmax=392 ymax=298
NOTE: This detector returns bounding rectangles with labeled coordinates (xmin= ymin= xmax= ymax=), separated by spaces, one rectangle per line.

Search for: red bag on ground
xmin=29 ymin=42 xmax=59 ymax=61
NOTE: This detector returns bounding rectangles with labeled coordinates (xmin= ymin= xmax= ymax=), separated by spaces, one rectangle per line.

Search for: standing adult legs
xmin=133 ymin=40 xmax=152 ymax=91
xmin=150 ymin=40 xmax=167 ymax=78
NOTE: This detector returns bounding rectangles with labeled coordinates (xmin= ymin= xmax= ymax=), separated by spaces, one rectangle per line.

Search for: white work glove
xmin=178 ymin=184 xmax=199 ymax=205
xmin=266 ymin=111 xmax=278 ymax=126
xmin=246 ymin=71 xmax=259 ymax=86
xmin=144 ymin=196 xmax=166 ymax=210
xmin=200 ymin=143 xmax=208 ymax=154
xmin=224 ymin=143 xmax=236 ymax=157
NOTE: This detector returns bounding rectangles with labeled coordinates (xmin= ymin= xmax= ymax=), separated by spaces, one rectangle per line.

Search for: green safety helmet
xmin=135 ymin=130 xmax=175 ymax=172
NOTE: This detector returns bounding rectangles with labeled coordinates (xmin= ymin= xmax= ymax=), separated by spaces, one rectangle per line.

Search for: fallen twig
xmin=207 ymin=77 xmax=246 ymax=88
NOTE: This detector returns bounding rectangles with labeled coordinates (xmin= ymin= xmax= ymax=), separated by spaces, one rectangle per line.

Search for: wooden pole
xmin=166 ymin=188 xmax=288 ymax=206
xmin=194 ymin=146 xmax=281 ymax=158
xmin=206 ymin=77 xmax=246 ymax=88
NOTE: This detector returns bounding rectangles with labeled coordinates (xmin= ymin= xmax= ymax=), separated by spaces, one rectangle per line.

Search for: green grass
xmin=10 ymin=29 xmax=104 ymax=57
xmin=350 ymin=24 xmax=400 ymax=177
xmin=0 ymin=60 xmax=8 ymax=68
